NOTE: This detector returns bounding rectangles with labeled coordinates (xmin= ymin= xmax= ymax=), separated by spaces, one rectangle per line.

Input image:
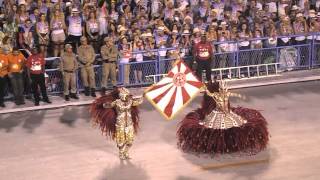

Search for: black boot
xmin=65 ymin=95 xmax=70 ymax=101
xmin=101 ymin=87 xmax=106 ymax=96
xmin=0 ymin=102 xmax=5 ymax=108
xmin=70 ymin=93 xmax=79 ymax=99
xmin=91 ymin=88 xmax=96 ymax=97
xmin=35 ymin=101 xmax=40 ymax=106
xmin=84 ymin=87 xmax=90 ymax=96
xmin=19 ymin=96 xmax=25 ymax=105
xmin=43 ymin=97 xmax=52 ymax=104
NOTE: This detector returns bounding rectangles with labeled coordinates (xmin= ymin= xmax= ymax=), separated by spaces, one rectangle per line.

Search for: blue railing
xmin=23 ymin=33 xmax=320 ymax=94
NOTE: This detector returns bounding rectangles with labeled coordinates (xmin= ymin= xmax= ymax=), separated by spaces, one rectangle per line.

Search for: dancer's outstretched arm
xmin=132 ymin=95 xmax=144 ymax=106
xmin=103 ymin=100 xmax=116 ymax=108
xmin=203 ymin=86 xmax=220 ymax=100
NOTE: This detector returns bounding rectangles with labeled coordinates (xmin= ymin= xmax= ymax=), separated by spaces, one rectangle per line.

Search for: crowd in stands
xmin=1 ymin=0 xmax=320 ymax=59
xmin=1 ymin=0 xmax=320 ymax=107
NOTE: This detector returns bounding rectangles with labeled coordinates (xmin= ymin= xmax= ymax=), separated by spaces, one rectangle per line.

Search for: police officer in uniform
xmin=0 ymin=48 xmax=9 ymax=107
xmin=77 ymin=36 xmax=96 ymax=97
xmin=60 ymin=44 xmax=79 ymax=101
xmin=100 ymin=37 xmax=118 ymax=95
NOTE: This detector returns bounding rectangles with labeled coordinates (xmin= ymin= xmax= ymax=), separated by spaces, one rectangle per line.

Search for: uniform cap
xmin=80 ymin=36 xmax=87 ymax=42
xmin=65 ymin=44 xmax=72 ymax=49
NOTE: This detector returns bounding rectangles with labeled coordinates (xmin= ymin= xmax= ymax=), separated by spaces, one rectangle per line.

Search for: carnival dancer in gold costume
xmin=90 ymin=87 xmax=143 ymax=160
xmin=177 ymin=80 xmax=269 ymax=157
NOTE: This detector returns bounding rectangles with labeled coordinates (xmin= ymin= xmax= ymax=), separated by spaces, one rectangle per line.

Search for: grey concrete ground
xmin=0 ymin=81 xmax=320 ymax=180
xmin=1 ymin=68 xmax=320 ymax=114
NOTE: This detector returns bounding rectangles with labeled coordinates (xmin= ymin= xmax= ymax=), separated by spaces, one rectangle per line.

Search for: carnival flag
xmin=144 ymin=60 xmax=204 ymax=120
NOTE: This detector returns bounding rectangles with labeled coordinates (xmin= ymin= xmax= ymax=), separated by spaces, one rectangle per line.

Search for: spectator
xmin=60 ymin=44 xmax=78 ymax=101
xmin=132 ymin=37 xmax=144 ymax=84
xmin=192 ymin=28 xmax=201 ymax=44
xmin=199 ymin=0 xmax=210 ymax=19
xmin=8 ymin=47 xmax=25 ymax=105
xmin=217 ymin=31 xmax=230 ymax=68
xmin=180 ymin=30 xmax=192 ymax=59
xmin=30 ymin=7 xmax=40 ymax=24
xmin=279 ymin=16 xmax=293 ymax=46
xmin=218 ymin=22 xmax=230 ymax=41
xmin=86 ymin=11 xmax=100 ymax=53
xmin=307 ymin=11 xmax=319 ymax=42
xmin=66 ymin=8 xmax=84 ymax=52
xmin=37 ymin=0 xmax=48 ymax=15
xmin=0 ymin=47 xmax=9 ymax=107
xmin=119 ymin=36 xmax=132 ymax=85
xmin=18 ymin=19 xmax=35 ymax=50
xmin=98 ymin=4 xmax=108 ymax=38
xmin=293 ymin=13 xmax=308 ymax=45
xmin=229 ymin=25 xmax=239 ymax=52
xmin=36 ymin=13 xmax=49 ymax=58
xmin=78 ymin=36 xmax=96 ymax=97
xmin=26 ymin=47 xmax=51 ymax=106
xmin=168 ymin=30 xmax=180 ymax=58
xmin=155 ymin=26 xmax=168 ymax=73
xmin=238 ymin=23 xmax=252 ymax=50
xmin=50 ymin=9 xmax=66 ymax=57
xmin=2 ymin=36 xmax=13 ymax=53
xmin=251 ymin=29 xmax=263 ymax=65
xmin=207 ymin=25 xmax=217 ymax=51
xmin=3 ymin=17 xmax=18 ymax=47
xmin=100 ymin=37 xmax=118 ymax=94
xmin=16 ymin=4 xmax=29 ymax=26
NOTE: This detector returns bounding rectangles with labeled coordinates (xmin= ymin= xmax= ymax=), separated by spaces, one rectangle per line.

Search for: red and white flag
xmin=144 ymin=60 xmax=204 ymax=120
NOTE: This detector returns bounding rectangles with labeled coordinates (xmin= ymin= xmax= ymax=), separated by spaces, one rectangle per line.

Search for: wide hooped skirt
xmin=177 ymin=107 xmax=269 ymax=156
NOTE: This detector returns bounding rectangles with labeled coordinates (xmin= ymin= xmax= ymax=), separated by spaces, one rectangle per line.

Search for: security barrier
xmin=6 ymin=34 xmax=320 ymax=95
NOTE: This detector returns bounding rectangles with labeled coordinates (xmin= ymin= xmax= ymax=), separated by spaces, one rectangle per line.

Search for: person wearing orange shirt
xmin=8 ymin=47 xmax=26 ymax=105
xmin=0 ymin=48 xmax=9 ymax=107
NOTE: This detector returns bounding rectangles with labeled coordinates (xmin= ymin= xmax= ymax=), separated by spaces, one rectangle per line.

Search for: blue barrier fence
xmin=19 ymin=34 xmax=320 ymax=95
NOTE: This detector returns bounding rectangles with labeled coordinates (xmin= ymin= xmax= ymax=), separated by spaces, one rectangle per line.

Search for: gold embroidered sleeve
xmin=132 ymin=96 xmax=143 ymax=106
xmin=205 ymin=89 xmax=220 ymax=100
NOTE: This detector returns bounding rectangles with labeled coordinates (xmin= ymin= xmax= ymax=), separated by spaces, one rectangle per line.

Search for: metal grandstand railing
xmin=9 ymin=33 xmax=320 ymax=95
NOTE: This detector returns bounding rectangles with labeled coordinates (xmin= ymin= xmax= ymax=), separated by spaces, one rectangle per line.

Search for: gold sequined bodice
xmin=201 ymin=88 xmax=247 ymax=129
xmin=113 ymin=99 xmax=133 ymax=127
xmin=208 ymin=91 xmax=231 ymax=113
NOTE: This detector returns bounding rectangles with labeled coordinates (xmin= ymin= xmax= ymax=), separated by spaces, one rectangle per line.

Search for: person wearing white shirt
xmin=267 ymin=0 xmax=277 ymax=13
xmin=155 ymin=27 xmax=168 ymax=74
xmin=218 ymin=33 xmax=230 ymax=68
xmin=66 ymin=8 xmax=84 ymax=52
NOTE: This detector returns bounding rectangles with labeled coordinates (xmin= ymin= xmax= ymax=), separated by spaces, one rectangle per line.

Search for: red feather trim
xmin=177 ymin=107 xmax=269 ymax=156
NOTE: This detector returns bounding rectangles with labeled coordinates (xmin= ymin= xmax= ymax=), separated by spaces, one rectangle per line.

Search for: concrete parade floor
xmin=0 ymin=81 xmax=320 ymax=180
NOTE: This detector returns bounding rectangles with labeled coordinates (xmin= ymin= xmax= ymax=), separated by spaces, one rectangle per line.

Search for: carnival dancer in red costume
xmin=90 ymin=87 xmax=144 ymax=160
xmin=193 ymin=33 xmax=214 ymax=82
xmin=177 ymin=80 xmax=269 ymax=157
